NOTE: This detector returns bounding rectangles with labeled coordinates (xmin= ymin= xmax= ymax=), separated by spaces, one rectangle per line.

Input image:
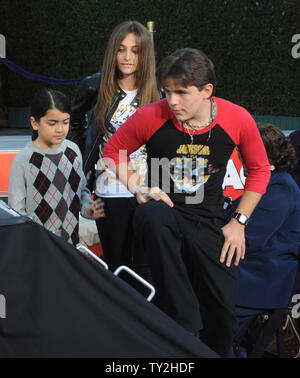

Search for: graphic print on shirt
xmin=170 ymin=143 xmax=220 ymax=194
xmin=110 ymin=103 xmax=137 ymax=130
xmin=96 ymin=97 xmax=147 ymax=197
xmin=145 ymin=120 xmax=236 ymax=211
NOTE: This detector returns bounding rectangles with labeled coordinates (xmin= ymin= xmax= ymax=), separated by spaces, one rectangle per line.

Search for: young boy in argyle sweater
xmin=8 ymin=89 xmax=104 ymax=246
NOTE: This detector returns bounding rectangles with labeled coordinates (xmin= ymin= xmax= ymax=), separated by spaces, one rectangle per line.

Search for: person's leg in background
xmin=229 ymin=306 xmax=265 ymax=358
xmin=95 ymin=196 xmax=137 ymax=272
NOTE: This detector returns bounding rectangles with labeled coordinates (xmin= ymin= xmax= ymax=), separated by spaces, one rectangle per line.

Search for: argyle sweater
xmin=8 ymin=139 xmax=93 ymax=245
xmin=104 ymin=97 xmax=270 ymax=219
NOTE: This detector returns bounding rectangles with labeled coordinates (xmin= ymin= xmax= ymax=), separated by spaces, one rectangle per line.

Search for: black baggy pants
xmin=133 ymin=200 xmax=238 ymax=357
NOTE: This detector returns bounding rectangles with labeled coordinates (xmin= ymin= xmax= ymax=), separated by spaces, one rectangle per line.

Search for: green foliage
xmin=1 ymin=0 xmax=299 ymax=115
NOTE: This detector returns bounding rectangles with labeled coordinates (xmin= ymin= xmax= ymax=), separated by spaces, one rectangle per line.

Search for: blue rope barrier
xmin=0 ymin=57 xmax=83 ymax=85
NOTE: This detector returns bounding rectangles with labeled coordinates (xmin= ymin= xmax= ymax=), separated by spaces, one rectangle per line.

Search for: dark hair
xmin=156 ymin=48 xmax=217 ymax=95
xmin=30 ymin=88 xmax=71 ymax=140
xmin=258 ymin=123 xmax=297 ymax=173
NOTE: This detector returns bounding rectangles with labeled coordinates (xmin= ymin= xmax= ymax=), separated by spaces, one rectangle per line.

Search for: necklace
xmin=184 ymin=98 xmax=217 ymax=131
xmin=186 ymin=126 xmax=195 ymax=144
xmin=181 ymin=98 xmax=216 ymax=158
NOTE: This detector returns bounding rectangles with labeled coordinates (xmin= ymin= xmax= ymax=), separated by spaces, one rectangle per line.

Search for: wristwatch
xmin=232 ymin=212 xmax=249 ymax=226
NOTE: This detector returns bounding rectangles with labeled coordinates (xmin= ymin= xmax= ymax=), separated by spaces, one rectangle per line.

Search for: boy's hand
xmin=220 ymin=218 xmax=246 ymax=267
xmin=87 ymin=199 xmax=105 ymax=219
xmin=136 ymin=186 xmax=174 ymax=208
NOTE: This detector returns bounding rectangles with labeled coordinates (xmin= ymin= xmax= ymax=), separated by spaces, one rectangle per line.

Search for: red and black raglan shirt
xmin=103 ymin=97 xmax=270 ymax=219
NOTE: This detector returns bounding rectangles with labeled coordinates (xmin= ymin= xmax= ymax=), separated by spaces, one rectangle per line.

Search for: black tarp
xmin=0 ymin=207 xmax=218 ymax=358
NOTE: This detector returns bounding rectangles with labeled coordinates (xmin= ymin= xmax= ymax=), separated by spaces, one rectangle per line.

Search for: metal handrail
xmin=76 ymin=243 xmax=108 ymax=270
xmin=76 ymin=244 xmax=155 ymax=301
xmin=114 ymin=265 xmax=156 ymax=302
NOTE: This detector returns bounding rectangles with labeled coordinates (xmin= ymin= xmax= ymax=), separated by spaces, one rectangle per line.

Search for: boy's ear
xmin=202 ymin=83 xmax=214 ymax=98
xmin=30 ymin=116 xmax=39 ymax=130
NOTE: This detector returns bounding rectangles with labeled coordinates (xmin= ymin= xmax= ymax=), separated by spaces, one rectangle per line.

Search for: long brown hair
xmin=93 ymin=21 xmax=160 ymax=135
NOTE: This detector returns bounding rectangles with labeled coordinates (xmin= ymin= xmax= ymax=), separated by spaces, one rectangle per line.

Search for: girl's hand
xmin=87 ymin=199 xmax=105 ymax=219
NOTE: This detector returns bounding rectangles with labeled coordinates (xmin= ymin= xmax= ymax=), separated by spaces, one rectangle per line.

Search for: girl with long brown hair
xmin=68 ymin=21 xmax=160 ymax=271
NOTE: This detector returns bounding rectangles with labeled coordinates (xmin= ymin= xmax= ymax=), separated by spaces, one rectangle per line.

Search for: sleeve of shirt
xmin=8 ymin=153 xmax=27 ymax=216
xmin=79 ymin=162 xmax=94 ymax=218
xmin=80 ymin=178 xmax=94 ymax=219
xmin=103 ymin=107 xmax=151 ymax=168
xmin=237 ymin=109 xmax=270 ymax=194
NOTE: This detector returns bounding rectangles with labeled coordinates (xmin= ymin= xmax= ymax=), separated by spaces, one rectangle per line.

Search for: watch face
xmin=234 ymin=212 xmax=248 ymax=225
xmin=239 ymin=214 xmax=247 ymax=223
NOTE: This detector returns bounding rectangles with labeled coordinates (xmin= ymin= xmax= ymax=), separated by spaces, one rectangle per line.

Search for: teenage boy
xmin=103 ymin=48 xmax=270 ymax=357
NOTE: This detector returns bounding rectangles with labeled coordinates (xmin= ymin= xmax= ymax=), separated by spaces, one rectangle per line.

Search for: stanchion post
xmin=0 ymin=34 xmax=6 ymax=58
xmin=147 ymin=21 xmax=155 ymax=46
